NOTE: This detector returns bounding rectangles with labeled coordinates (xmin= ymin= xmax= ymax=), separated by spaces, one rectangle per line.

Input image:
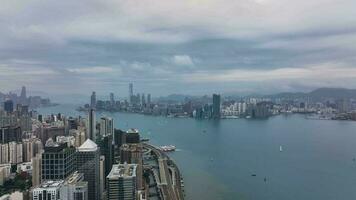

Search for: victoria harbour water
xmin=37 ymin=104 xmax=356 ymax=200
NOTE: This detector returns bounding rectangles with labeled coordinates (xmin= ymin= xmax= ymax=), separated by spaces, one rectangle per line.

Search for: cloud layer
xmin=0 ymin=0 xmax=356 ymax=97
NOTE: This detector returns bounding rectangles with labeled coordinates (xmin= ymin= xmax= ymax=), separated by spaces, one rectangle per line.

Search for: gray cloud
xmin=0 ymin=0 xmax=356 ymax=98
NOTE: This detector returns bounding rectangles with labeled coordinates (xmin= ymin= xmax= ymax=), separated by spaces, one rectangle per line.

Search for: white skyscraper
xmin=100 ymin=117 xmax=114 ymax=136
xmin=87 ymin=109 xmax=96 ymax=142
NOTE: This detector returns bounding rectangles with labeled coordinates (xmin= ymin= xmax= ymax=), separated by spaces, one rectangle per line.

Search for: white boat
xmin=279 ymin=146 xmax=283 ymax=152
xmin=160 ymin=145 xmax=176 ymax=152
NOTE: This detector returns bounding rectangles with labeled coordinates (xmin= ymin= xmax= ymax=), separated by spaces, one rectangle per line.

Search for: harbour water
xmin=37 ymin=104 xmax=356 ymax=200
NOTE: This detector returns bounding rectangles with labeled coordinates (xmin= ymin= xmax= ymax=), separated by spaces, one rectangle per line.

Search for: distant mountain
xmin=266 ymin=88 xmax=356 ymax=101
xmin=308 ymin=88 xmax=356 ymax=99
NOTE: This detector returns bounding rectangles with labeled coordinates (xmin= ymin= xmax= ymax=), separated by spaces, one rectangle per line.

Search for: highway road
xmin=143 ymin=143 xmax=184 ymax=200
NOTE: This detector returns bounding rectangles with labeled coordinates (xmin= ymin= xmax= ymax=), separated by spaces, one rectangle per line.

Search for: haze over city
xmin=1 ymin=0 xmax=356 ymax=97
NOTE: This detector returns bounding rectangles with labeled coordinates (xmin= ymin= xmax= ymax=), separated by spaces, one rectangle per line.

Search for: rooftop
xmin=107 ymin=163 xmax=137 ymax=179
xmin=77 ymin=139 xmax=98 ymax=152
xmin=127 ymin=128 xmax=139 ymax=134
xmin=36 ymin=180 xmax=64 ymax=189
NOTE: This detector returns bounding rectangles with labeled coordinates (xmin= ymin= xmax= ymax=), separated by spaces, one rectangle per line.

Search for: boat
xmin=280 ymin=146 xmax=283 ymax=152
xmin=141 ymin=138 xmax=149 ymax=142
xmin=160 ymin=145 xmax=176 ymax=152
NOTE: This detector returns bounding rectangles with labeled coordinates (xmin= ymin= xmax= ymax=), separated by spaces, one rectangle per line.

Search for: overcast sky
xmin=0 ymin=0 xmax=356 ymax=99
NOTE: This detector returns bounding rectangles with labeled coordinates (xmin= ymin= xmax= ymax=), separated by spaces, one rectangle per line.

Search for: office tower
xmin=3 ymin=100 xmax=13 ymax=113
xmin=32 ymin=154 xmax=42 ymax=187
xmin=32 ymin=172 xmax=88 ymax=200
xmin=20 ymin=86 xmax=27 ymax=104
xmin=125 ymin=129 xmax=140 ymax=144
xmin=107 ymin=163 xmax=137 ymax=200
xmin=119 ymin=144 xmax=143 ymax=190
xmin=76 ymin=139 xmax=100 ymax=200
xmin=87 ymin=109 xmax=96 ymax=142
xmin=212 ymin=94 xmax=221 ymax=119
xmin=42 ymin=142 xmax=76 ymax=181
xmin=67 ymin=117 xmax=78 ymax=130
xmin=0 ymin=126 xmax=22 ymax=144
xmin=129 ymin=83 xmax=133 ymax=103
xmin=99 ymin=156 xmax=105 ymax=196
xmin=147 ymin=94 xmax=151 ymax=105
xmin=32 ymin=180 xmax=63 ymax=200
xmin=40 ymin=126 xmax=65 ymax=144
xmin=60 ymin=171 xmax=88 ymax=200
xmin=99 ymin=134 xmax=114 ymax=177
xmin=141 ymin=94 xmax=145 ymax=106
xmin=100 ymin=117 xmax=114 ymax=136
xmin=38 ymin=114 xmax=43 ymax=122
xmin=113 ymin=129 xmax=126 ymax=149
xmin=110 ymin=93 xmax=115 ymax=106
xmin=90 ymin=92 xmax=96 ymax=108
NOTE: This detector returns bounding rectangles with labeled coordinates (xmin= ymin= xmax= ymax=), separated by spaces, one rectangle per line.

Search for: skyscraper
xmin=3 ymin=100 xmax=14 ymax=113
xmin=32 ymin=154 xmax=42 ymax=187
xmin=90 ymin=92 xmax=96 ymax=108
xmin=110 ymin=93 xmax=115 ymax=106
xmin=99 ymin=117 xmax=114 ymax=136
xmin=119 ymin=143 xmax=143 ymax=190
xmin=60 ymin=171 xmax=88 ymax=200
xmin=76 ymin=139 xmax=101 ymax=200
xmin=32 ymin=171 xmax=88 ymax=200
xmin=0 ymin=126 xmax=22 ymax=144
xmin=129 ymin=83 xmax=133 ymax=103
xmin=106 ymin=163 xmax=137 ymax=200
xmin=87 ymin=109 xmax=96 ymax=142
xmin=212 ymin=94 xmax=221 ymax=119
xmin=20 ymin=86 xmax=27 ymax=104
xmin=141 ymin=94 xmax=145 ymax=106
xmin=41 ymin=142 xmax=76 ymax=181
xmin=147 ymin=94 xmax=151 ymax=105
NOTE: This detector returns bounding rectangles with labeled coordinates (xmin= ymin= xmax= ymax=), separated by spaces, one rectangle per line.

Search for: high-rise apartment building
xmin=32 ymin=154 xmax=42 ymax=187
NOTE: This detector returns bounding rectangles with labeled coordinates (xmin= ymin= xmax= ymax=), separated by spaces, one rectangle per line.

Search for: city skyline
xmin=1 ymin=0 xmax=356 ymax=96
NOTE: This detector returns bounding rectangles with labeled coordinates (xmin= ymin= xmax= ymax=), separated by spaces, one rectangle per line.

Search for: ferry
xmin=160 ymin=145 xmax=176 ymax=152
